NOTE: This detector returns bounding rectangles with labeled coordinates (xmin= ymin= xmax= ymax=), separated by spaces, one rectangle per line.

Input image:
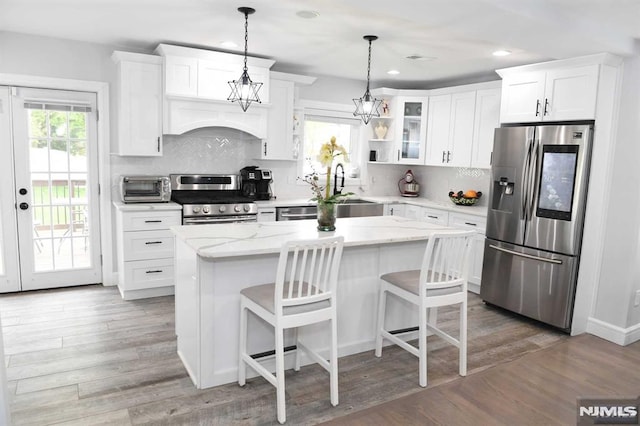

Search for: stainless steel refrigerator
xmin=480 ymin=122 xmax=594 ymax=331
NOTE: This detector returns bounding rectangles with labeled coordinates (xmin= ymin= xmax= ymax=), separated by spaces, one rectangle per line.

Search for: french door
xmin=0 ymin=86 xmax=102 ymax=291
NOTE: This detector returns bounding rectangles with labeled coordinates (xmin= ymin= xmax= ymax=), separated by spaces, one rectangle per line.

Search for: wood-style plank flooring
xmin=1 ymin=284 xmax=630 ymax=425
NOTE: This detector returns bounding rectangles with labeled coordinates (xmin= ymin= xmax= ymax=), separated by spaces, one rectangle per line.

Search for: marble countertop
xmin=113 ymin=201 xmax=182 ymax=212
xmin=171 ymin=216 xmax=451 ymax=259
xmin=256 ymin=196 xmax=487 ymax=217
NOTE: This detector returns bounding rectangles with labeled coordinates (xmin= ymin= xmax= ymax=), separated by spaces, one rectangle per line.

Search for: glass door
xmin=395 ymin=97 xmax=428 ymax=164
xmin=7 ymin=87 xmax=102 ymax=291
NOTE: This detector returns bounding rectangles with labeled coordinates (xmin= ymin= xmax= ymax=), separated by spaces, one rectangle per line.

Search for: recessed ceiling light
xmin=221 ymin=41 xmax=238 ymax=49
xmin=296 ymin=10 xmax=320 ymax=19
xmin=492 ymin=50 xmax=511 ymax=57
xmin=387 ymin=70 xmax=400 ymax=75
xmin=406 ymin=55 xmax=436 ymax=61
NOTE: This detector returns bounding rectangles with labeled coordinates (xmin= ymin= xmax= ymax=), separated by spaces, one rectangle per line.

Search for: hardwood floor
xmin=2 ymin=284 xmax=630 ymax=425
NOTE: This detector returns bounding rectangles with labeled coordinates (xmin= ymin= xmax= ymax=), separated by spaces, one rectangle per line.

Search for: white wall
xmin=593 ymin=56 xmax=640 ymax=328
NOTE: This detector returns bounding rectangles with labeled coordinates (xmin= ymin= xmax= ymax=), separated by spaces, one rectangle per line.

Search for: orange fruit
xmin=464 ymin=190 xmax=478 ymax=198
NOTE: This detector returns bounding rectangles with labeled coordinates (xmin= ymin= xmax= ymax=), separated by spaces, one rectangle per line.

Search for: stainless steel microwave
xmin=120 ymin=176 xmax=171 ymax=203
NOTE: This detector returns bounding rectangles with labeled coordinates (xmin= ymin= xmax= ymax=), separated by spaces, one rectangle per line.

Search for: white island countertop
xmin=170 ymin=216 xmax=451 ymax=259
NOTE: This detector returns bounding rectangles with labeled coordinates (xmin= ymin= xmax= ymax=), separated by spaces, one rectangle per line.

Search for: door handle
xmin=535 ymin=99 xmax=541 ymax=117
xmin=543 ymin=98 xmax=550 ymax=116
xmin=19 ymin=202 xmax=29 ymax=210
xmin=489 ymin=244 xmax=563 ymax=264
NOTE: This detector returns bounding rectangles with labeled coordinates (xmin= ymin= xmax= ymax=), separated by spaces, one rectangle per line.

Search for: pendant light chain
xmin=365 ymin=38 xmax=373 ymax=93
xmin=243 ymin=10 xmax=249 ymax=72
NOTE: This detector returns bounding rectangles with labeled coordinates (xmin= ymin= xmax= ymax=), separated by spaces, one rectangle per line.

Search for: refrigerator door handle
xmin=521 ymin=137 xmax=534 ymax=221
xmin=529 ymin=138 xmax=540 ymax=218
xmin=489 ymin=244 xmax=563 ymax=265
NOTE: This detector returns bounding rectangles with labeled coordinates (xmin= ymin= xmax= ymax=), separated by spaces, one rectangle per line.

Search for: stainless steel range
xmin=170 ymin=174 xmax=258 ymax=225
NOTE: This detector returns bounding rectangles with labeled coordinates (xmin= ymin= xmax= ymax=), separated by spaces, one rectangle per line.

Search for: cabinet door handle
xmin=447 ymin=151 xmax=451 ymax=163
xmin=157 ymin=137 xmax=160 ymax=152
xmin=543 ymin=98 xmax=550 ymax=116
xmin=442 ymin=151 xmax=446 ymax=163
xmin=397 ymin=150 xmax=400 ymax=161
xmin=263 ymin=142 xmax=267 ymax=156
xmin=535 ymin=99 xmax=541 ymax=116
xmin=144 ymin=220 xmax=162 ymax=223
xmin=427 ymin=215 xmax=438 ymax=219
xmin=464 ymin=222 xmax=477 ymax=226
xmin=146 ymin=270 xmax=163 ymax=274
xmin=145 ymin=241 xmax=163 ymax=245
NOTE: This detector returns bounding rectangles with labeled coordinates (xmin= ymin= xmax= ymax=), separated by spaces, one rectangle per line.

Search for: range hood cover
xmin=163 ymin=97 xmax=268 ymax=138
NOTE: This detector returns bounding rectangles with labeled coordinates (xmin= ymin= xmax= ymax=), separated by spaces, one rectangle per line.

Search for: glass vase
xmin=317 ymin=201 xmax=336 ymax=231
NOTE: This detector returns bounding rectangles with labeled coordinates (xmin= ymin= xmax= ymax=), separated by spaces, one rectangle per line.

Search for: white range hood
xmin=156 ymin=44 xmax=274 ymax=138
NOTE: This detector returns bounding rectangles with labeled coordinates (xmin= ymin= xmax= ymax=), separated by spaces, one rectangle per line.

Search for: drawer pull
xmin=146 ymin=270 xmax=163 ymax=274
xmin=464 ymin=222 xmax=477 ymax=226
xmin=427 ymin=215 xmax=439 ymax=219
xmin=144 ymin=220 xmax=162 ymax=223
xmin=145 ymin=241 xmax=163 ymax=245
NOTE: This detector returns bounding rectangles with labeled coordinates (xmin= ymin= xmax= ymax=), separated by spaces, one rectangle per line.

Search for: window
xmin=300 ymin=113 xmax=362 ymax=180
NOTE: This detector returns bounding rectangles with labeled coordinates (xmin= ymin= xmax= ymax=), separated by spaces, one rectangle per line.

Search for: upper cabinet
xmin=498 ymin=63 xmax=599 ymax=123
xmin=471 ymin=88 xmax=501 ymax=168
xmin=112 ymin=51 xmax=163 ymax=156
xmin=394 ymin=97 xmax=428 ymax=164
xmin=156 ymin=44 xmax=274 ymax=103
xmin=260 ymin=72 xmax=316 ymax=161
xmin=425 ymin=91 xmax=476 ymax=167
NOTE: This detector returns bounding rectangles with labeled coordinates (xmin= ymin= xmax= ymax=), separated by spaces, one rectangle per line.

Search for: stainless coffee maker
xmin=240 ymin=166 xmax=272 ymax=200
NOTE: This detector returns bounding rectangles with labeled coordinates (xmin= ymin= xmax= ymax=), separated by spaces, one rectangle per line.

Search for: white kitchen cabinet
xmin=115 ymin=207 xmax=181 ymax=300
xmin=384 ymin=203 xmax=406 ymax=217
xmin=448 ymin=212 xmax=486 ymax=293
xmin=156 ymin=44 xmax=274 ymax=103
xmin=498 ymin=64 xmax=599 ymax=123
xmin=261 ymin=79 xmax=295 ymax=160
xmin=471 ymin=88 xmax=501 ymax=168
xmin=257 ymin=206 xmax=276 ymax=222
xmin=419 ymin=207 xmax=449 ymax=226
xmin=394 ymin=97 xmax=428 ymax=164
xmin=112 ymin=52 xmax=163 ymax=156
xmin=425 ymin=91 xmax=475 ymax=167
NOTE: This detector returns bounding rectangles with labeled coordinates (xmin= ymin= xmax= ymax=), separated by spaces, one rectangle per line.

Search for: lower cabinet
xmin=448 ymin=212 xmax=486 ymax=293
xmin=115 ymin=207 xmax=181 ymax=300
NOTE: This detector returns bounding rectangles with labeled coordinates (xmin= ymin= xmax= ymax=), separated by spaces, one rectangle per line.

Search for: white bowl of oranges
xmin=448 ymin=190 xmax=482 ymax=206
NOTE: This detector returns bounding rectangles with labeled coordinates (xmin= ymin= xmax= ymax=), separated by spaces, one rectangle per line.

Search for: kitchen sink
xmin=336 ymin=199 xmax=383 ymax=218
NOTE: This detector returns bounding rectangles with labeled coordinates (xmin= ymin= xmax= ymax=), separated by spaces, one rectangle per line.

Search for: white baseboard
xmin=586 ymin=317 xmax=640 ymax=346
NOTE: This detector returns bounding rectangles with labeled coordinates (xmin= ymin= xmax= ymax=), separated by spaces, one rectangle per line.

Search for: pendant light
xmin=228 ymin=7 xmax=262 ymax=112
xmin=353 ymin=35 xmax=382 ymax=125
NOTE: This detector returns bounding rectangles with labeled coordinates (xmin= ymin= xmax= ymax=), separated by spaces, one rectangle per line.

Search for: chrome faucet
xmin=333 ymin=163 xmax=345 ymax=196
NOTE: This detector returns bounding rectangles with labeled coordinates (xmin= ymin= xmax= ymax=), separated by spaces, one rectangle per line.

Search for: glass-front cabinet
xmin=394 ymin=97 xmax=428 ymax=164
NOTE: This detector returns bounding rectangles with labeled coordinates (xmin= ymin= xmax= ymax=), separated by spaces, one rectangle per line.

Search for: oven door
xmin=183 ymin=215 xmax=257 ymax=225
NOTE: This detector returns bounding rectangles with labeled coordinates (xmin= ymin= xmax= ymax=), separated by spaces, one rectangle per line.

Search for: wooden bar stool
xmin=238 ymin=236 xmax=344 ymax=424
xmin=375 ymin=230 xmax=475 ymax=387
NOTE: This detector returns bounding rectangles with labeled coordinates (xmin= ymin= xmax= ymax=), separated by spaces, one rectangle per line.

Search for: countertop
xmin=255 ymin=195 xmax=487 ymax=217
xmin=171 ymin=216 xmax=451 ymax=259
xmin=113 ymin=201 xmax=182 ymax=211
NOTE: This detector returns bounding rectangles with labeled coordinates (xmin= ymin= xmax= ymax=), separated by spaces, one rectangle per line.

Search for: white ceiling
xmin=2 ymin=0 xmax=639 ymax=88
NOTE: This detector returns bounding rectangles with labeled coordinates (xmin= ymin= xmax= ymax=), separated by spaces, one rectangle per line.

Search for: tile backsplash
xmin=109 ymin=127 xmax=490 ymax=205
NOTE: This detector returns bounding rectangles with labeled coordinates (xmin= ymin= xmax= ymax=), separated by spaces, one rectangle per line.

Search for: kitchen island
xmin=171 ymin=216 xmax=451 ymax=389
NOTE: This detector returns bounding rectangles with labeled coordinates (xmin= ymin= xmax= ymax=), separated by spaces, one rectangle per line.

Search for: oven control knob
xmin=218 ymin=205 xmax=226 ymax=213
xmin=192 ymin=206 xmax=201 ymax=214
xmin=202 ymin=206 xmax=210 ymax=214
xmin=234 ymin=205 xmax=241 ymax=213
xmin=243 ymin=204 xmax=251 ymax=212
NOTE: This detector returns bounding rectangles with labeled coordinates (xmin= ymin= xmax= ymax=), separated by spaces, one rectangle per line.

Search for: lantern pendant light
xmin=353 ymin=35 xmax=382 ymax=125
xmin=228 ymin=7 xmax=262 ymax=112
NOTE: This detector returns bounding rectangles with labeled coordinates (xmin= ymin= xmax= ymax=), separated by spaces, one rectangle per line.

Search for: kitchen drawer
xmin=448 ymin=213 xmax=486 ymax=232
xmin=419 ymin=207 xmax=449 ymax=226
xmin=122 ymin=230 xmax=175 ymax=261
xmin=122 ymin=258 xmax=174 ymax=291
xmin=121 ymin=211 xmax=181 ymax=231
